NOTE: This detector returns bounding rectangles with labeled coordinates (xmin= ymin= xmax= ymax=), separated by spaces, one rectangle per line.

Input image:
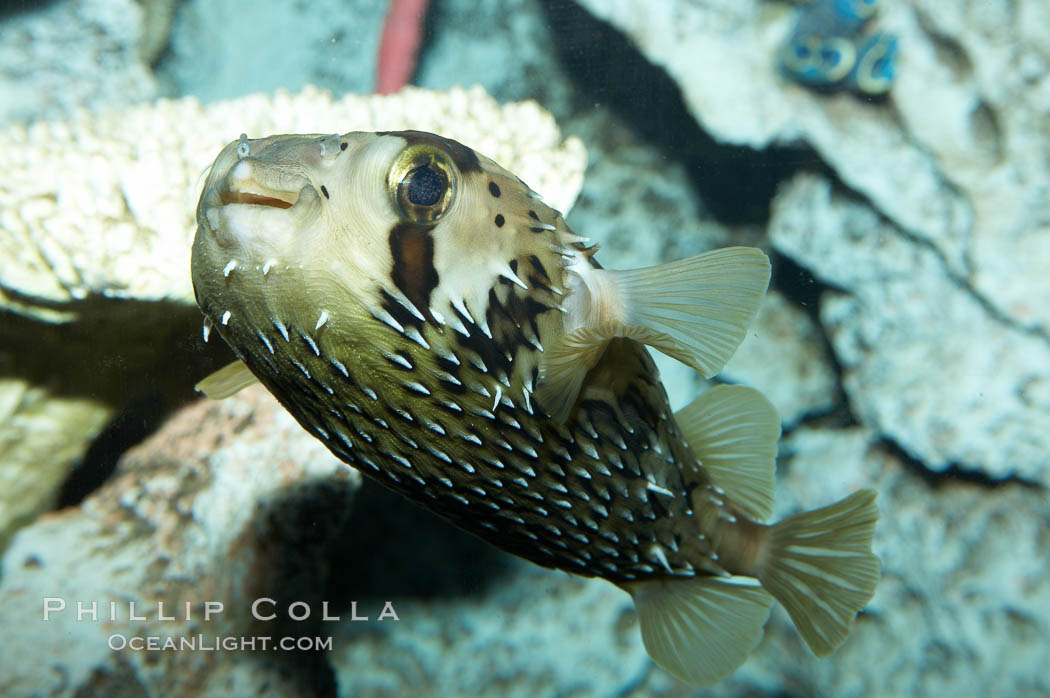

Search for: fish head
xmin=193 ymin=130 xmax=567 ymax=331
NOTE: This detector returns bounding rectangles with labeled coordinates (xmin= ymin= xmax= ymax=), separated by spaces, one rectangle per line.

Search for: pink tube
xmin=376 ymin=0 xmax=430 ymax=94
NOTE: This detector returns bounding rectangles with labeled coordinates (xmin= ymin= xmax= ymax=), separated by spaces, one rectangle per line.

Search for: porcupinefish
xmin=191 ymin=130 xmax=879 ymax=685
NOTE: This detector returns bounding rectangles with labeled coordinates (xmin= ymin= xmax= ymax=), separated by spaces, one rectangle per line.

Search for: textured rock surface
xmin=332 ymin=563 xmax=653 ymax=697
xmin=0 ymin=303 xmax=217 ymax=551
xmin=575 ymin=0 xmax=1050 ymax=340
xmin=133 ymin=0 xmax=180 ymax=65
xmin=770 ymin=174 xmax=1050 ymax=484
xmin=0 ymin=385 xmax=358 ymax=697
xmin=723 ymin=289 xmax=839 ymax=427
xmin=575 ymin=0 xmax=1050 ymax=327
xmin=0 ymin=85 xmax=585 ymax=319
xmin=0 ymin=375 xmax=113 ymax=548
xmin=0 ymin=0 xmax=157 ymax=124
xmin=158 ymin=0 xmax=386 ymax=103
xmin=574 ymin=0 xmax=1050 ymax=479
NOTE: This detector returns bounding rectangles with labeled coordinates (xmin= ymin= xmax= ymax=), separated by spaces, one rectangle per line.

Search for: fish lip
xmin=219 ymin=188 xmax=297 ymax=209
xmin=214 ymin=159 xmax=310 ymax=210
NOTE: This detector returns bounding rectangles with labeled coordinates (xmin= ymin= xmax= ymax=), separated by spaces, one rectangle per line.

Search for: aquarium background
xmin=2 ymin=0 xmax=1048 ymax=696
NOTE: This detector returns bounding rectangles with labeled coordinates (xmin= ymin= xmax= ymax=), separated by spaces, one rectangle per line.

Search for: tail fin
xmin=757 ymin=489 xmax=880 ymax=655
xmin=624 ymin=576 xmax=774 ymax=686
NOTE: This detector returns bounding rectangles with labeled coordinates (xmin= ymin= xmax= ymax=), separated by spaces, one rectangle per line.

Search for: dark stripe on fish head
xmin=389 ymin=222 xmax=440 ymax=315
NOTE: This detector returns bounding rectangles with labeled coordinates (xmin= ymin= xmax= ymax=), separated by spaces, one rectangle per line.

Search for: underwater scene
xmin=1 ymin=0 xmax=1048 ymax=695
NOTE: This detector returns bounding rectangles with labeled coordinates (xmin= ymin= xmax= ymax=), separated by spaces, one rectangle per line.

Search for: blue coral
xmin=779 ymin=0 xmax=898 ymax=96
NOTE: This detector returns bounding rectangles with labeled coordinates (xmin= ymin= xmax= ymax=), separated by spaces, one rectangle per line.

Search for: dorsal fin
xmin=675 ymin=385 xmax=780 ymax=521
xmin=195 ymin=360 xmax=259 ymax=399
xmin=535 ymin=247 xmax=770 ymax=423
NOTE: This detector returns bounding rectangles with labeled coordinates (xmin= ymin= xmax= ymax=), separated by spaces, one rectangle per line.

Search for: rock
xmin=133 ymin=0 xmax=180 ymax=66
xmin=0 ymin=375 xmax=113 ymax=548
xmin=0 ymin=385 xmax=359 ymax=697
xmin=331 ymin=563 xmax=652 ymax=697
xmin=723 ymin=289 xmax=839 ymax=427
xmin=770 ymin=174 xmax=1050 ymax=484
xmin=573 ymin=0 xmax=1050 ymax=338
xmin=0 ymin=304 xmax=215 ymax=551
xmin=157 ymin=0 xmax=386 ymax=104
xmin=0 ymin=0 xmax=157 ymax=124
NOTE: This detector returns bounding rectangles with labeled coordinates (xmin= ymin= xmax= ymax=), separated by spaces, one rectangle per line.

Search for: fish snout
xmin=198 ymin=144 xmax=323 ymax=255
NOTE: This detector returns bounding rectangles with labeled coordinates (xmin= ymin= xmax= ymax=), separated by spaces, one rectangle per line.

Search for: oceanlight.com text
xmin=107 ymin=634 xmax=334 ymax=652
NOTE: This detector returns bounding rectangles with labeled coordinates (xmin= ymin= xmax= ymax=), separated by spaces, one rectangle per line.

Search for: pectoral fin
xmin=612 ymin=247 xmax=770 ymax=378
xmin=535 ymin=325 xmax=616 ymax=423
xmin=535 ymin=247 xmax=770 ymax=423
xmin=195 ymin=360 xmax=259 ymax=399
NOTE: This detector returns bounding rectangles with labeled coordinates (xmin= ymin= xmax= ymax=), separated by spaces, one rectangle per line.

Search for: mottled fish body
xmin=192 ymin=130 xmax=879 ymax=685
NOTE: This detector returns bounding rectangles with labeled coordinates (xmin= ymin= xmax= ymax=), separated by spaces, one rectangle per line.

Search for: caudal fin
xmin=623 ymin=576 xmax=774 ymax=685
xmin=757 ymin=489 xmax=880 ymax=655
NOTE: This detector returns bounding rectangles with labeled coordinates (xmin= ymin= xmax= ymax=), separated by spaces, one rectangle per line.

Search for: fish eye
xmin=390 ymin=145 xmax=456 ymax=224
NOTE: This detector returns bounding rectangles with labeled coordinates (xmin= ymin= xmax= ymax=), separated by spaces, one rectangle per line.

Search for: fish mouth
xmin=198 ymin=154 xmax=322 ymax=255
xmin=220 ymin=189 xmax=297 ymax=209
xmin=217 ymin=160 xmax=306 ymax=210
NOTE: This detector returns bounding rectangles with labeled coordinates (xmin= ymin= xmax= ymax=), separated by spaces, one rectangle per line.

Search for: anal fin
xmin=195 ymin=360 xmax=259 ymax=399
xmin=623 ymin=576 xmax=774 ymax=686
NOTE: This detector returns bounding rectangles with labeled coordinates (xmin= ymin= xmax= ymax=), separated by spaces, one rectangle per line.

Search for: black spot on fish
xmin=530 ymin=227 xmax=546 ymax=234
xmin=389 ymin=222 xmax=439 ymax=316
xmin=528 ymin=275 xmax=550 ymax=292
xmin=340 ymin=142 xmax=348 ymax=151
xmin=524 ymin=296 xmax=557 ymax=336
xmin=528 ymin=255 xmax=549 ymax=282
xmin=378 ymin=288 xmax=425 ymax=329
xmin=380 ymin=130 xmax=483 ymax=174
xmin=321 ymin=185 xmax=330 ymax=199
xmin=489 ymin=181 xmax=501 ymax=197
xmin=528 ymin=210 xmax=540 ymax=221
xmin=494 ymin=214 xmax=505 ymax=228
